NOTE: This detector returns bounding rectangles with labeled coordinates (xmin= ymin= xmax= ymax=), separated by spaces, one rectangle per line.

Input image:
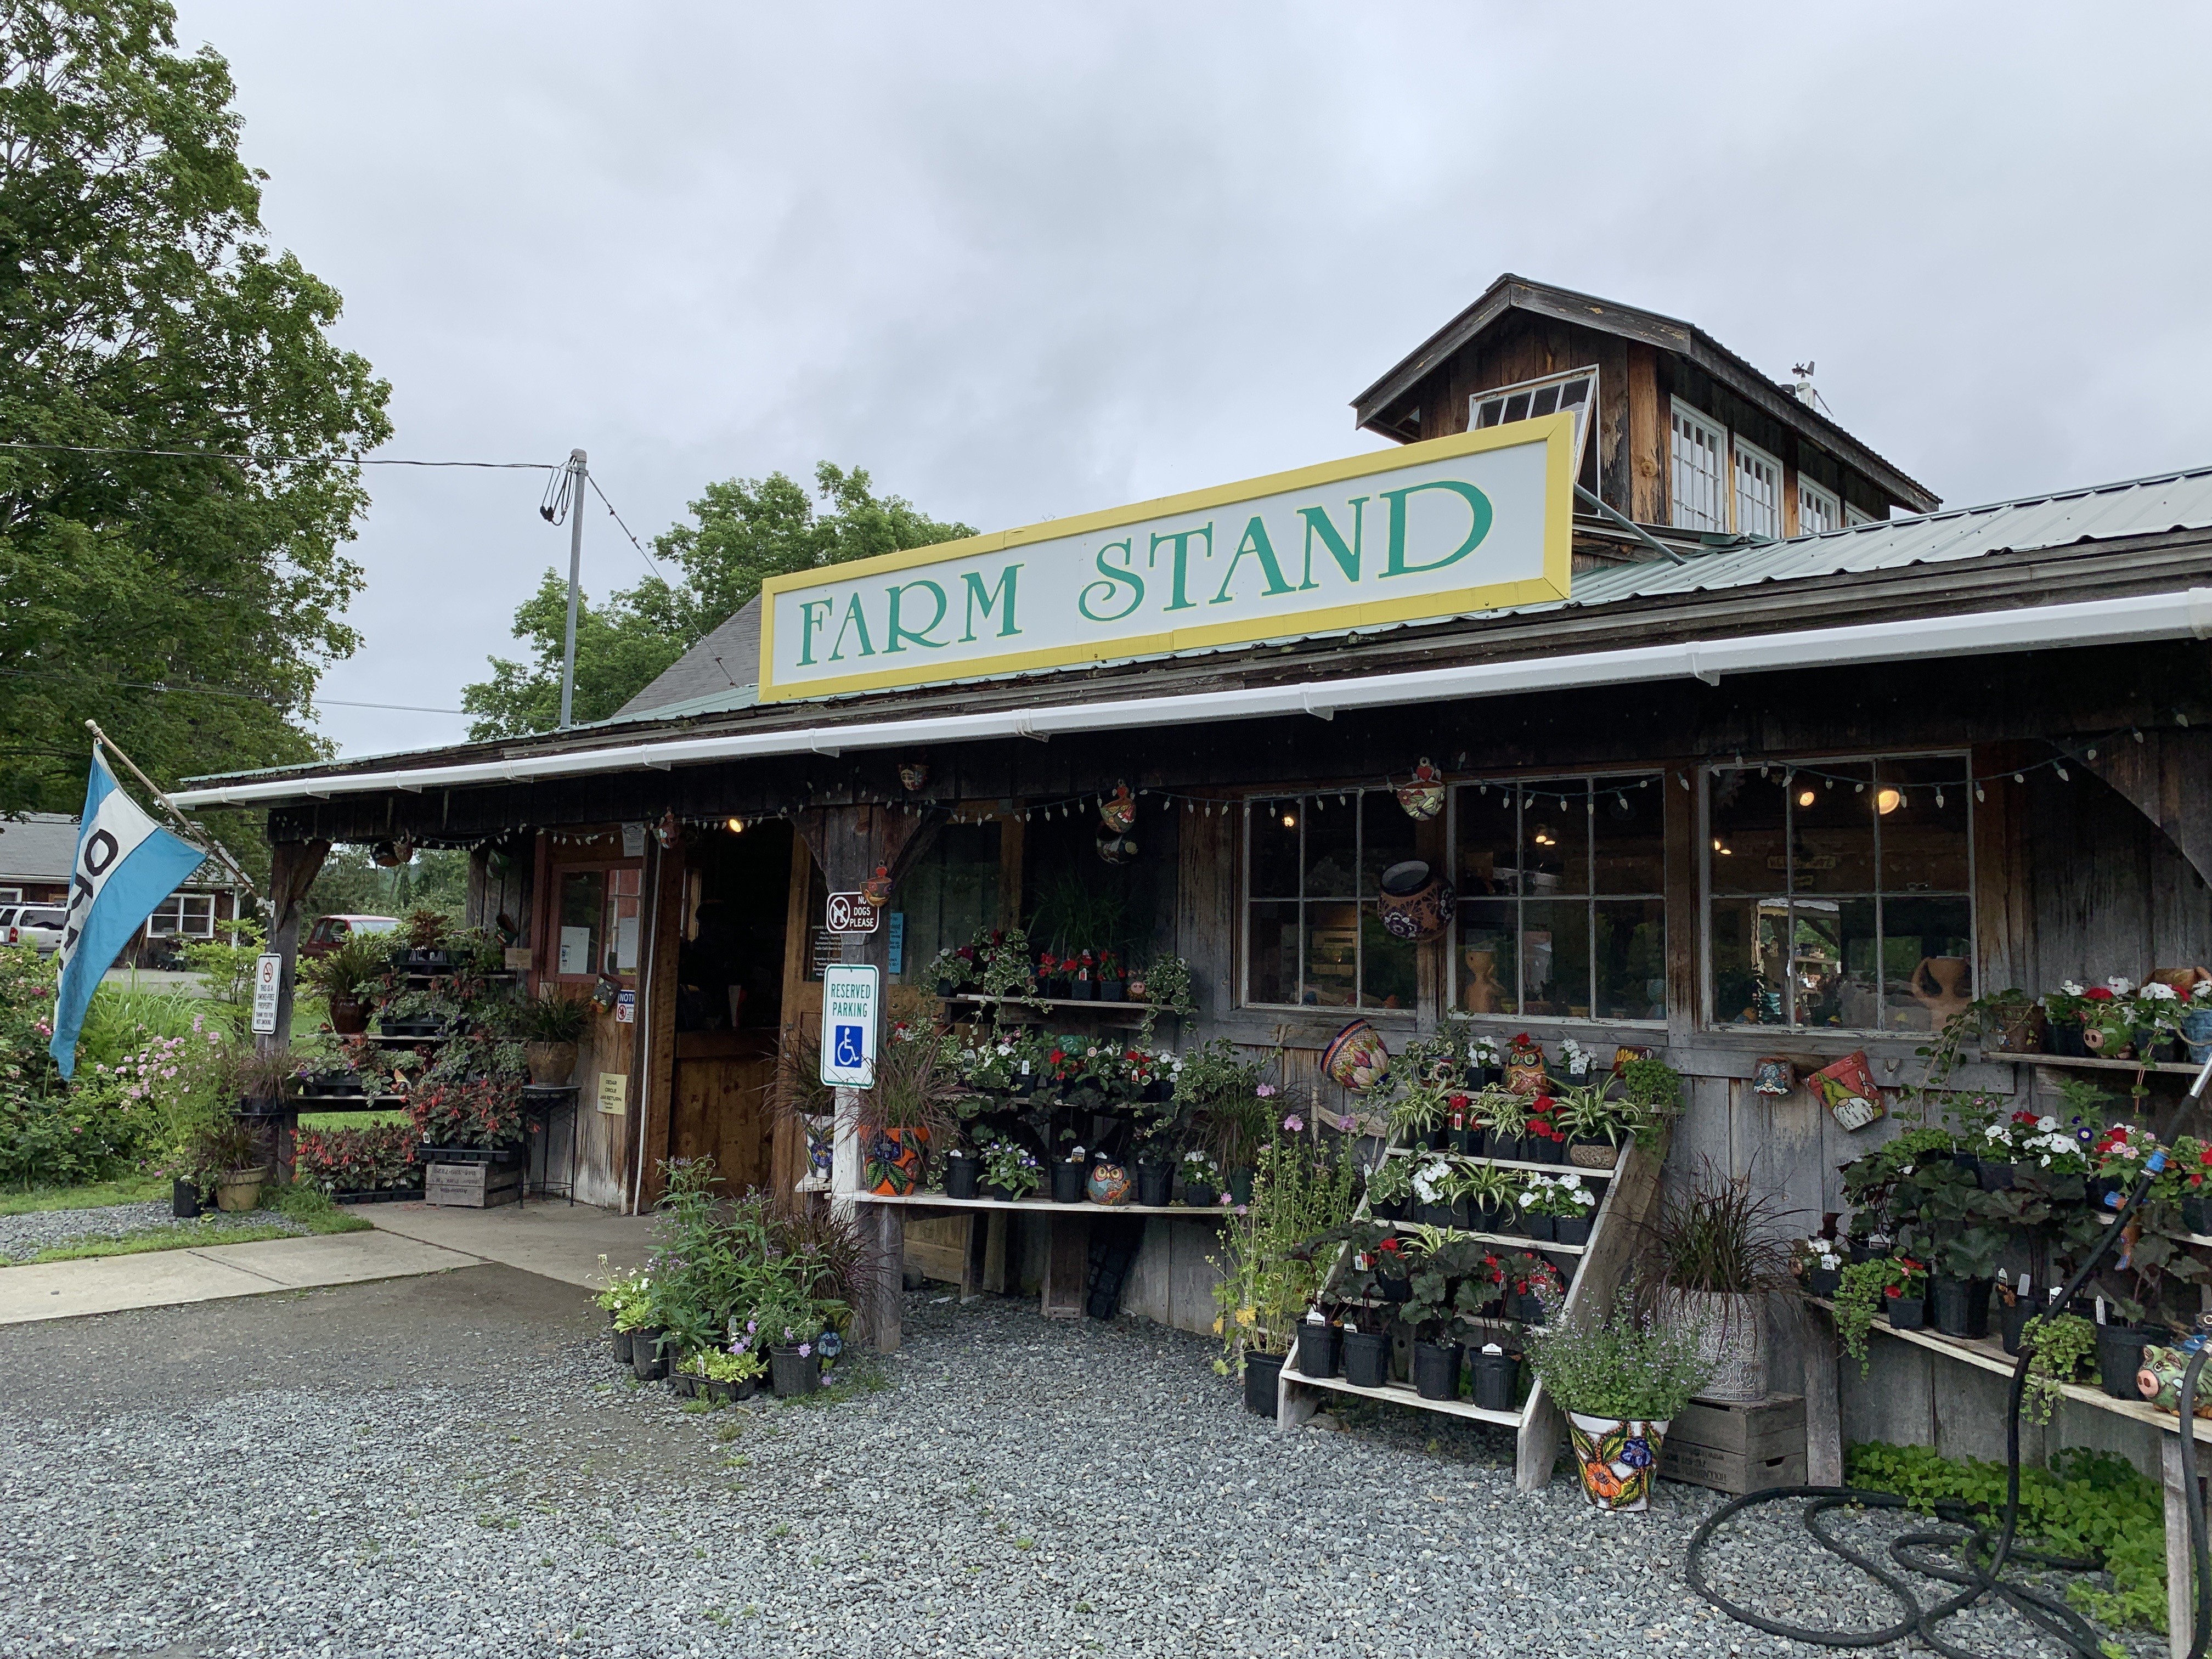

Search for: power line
xmin=0 ymin=665 xmax=466 ymax=716
xmin=0 ymin=439 xmax=557 ymax=470
xmin=588 ymin=473 xmax=665 ymax=581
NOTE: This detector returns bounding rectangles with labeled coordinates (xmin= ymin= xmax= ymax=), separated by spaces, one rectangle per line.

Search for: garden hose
xmin=1686 ymin=1051 xmax=2212 ymax=1657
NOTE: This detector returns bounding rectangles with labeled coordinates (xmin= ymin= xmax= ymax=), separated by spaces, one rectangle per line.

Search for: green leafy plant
xmin=1832 ymin=1256 xmax=1908 ymax=1368
xmin=1210 ymin=1127 xmax=1362 ymax=1370
xmin=300 ymin=932 xmax=390 ymax=1005
xmin=2021 ymin=1311 xmax=2100 ymax=1425
xmin=1647 ymin=1159 xmax=1797 ymax=1296
xmin=513 ymin=990 xmax=595 ymax=1045
xmin=1522 ymin=1286 xmax=1714 ymax=1421
xmin=1363 ymin=1152 xmax=1412 ymax=1208
xmin=979 ymin=1135 xmax=1042 ymax=1199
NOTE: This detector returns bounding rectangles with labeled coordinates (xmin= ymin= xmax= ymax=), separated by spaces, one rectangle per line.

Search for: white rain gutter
xmin=171 ymin=589 xmax=2212 ymax=808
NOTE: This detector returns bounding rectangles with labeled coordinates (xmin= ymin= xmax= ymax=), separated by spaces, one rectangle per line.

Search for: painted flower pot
xmin=1887 ymin=1295 xmax=1927 ymax=1331
xmin=2185 ymin=1008 xmax=2212 ymax=1065
xmin=1470 ymin=1348 xmax=1520 ymax=1413
xmin=1412 ymin=1340 xmax=1462 ymax=1401
xmin=1554 ymin=1214 xmax=1593 ymax=1248
xmin=1566 ymin=1414 xmax=1669 ymax=1511
xmin=867 ymin=1126 xmax=930 ymax=1197
xmin=944 ymin=1153 xmax=981 ymax=1201
xmin=1295 ymin=1323 xmax=1341 ymax=1380
xmin=1930 ymin=1276 xmax=1991 ymax=1339
xmin=1395 ymin=758 xmax=1446 ymax=821
xmin=1242 ymin=1352 xmax=1284 ymax=1418
xmin=770 ymin=1346 xmax=822 ymax=1397
xmin=1376 ymin=860 xmax=1456 ymax=943
xmin=1135 ymin=1163 xmax=1172 ymax=1206
xmin=1322 ymin=1018 xmax=1391 ymax=1091
xmin=1342 ymin=1329 xmax=1391 ymax=1389
xmin=803 ymin=1114 xmax=836 ymax=1184
xmin=1086 ymin=1161 xmax=1133 ymax=1206
xmin=1051 ymin=1159 xmax=1087 ymax=1203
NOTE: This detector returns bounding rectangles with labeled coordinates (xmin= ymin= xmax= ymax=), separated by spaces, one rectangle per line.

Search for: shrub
xmin=294 ymin=1123 xmax=420 ymax=1193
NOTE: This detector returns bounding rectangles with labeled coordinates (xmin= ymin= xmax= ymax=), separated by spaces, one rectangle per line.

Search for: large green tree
xmin=463 ymin=461 xmax=972 ymax=738
xmin=0 ymin=0 xmax=391 ymax=809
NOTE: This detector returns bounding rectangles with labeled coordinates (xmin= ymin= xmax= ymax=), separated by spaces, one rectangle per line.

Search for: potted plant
xmin=1648 ymin=1161 xmax=1795 ymax=1403
xmin=227 ymin=1042 xmax=300 ymax=1114
xmin=1389 ymin=1074 xmax=1454 ymax=1152
xmin=1468 ymin=1335 xmax=1520 ymax=1413
xmin=1457 ymin=1160 xmax=1519 ymax=1235
xmin=1616 ymin=1057 xmax=1685 ymax=1145
xmin=1051 ymin=1143 xmax=1089 ymax=1204
xmin=1096 ymin=949 xmax=1126 ymax=1003
xmin=1878 ymin=1254 xmax=1931 ymax=1330
xmin=944 ymin=1140 xmax=982 ymax=1200
xmin=1522 ymin=1094 xmax=1568 ymax=1164
xmin=1472 ymin=1086 xmax=1531 ymax=1162
xmin=514 ymin=989 xmax=593 ymax=1085
xmin=1791 ymin=1235 xmax=1844 ymax=1299
xmin=1466 ymin=1034 xmax=1503 ymax=1085
xmin=1928 ymin=1226 xmax=2004 ymax=1338
xmin=1409 ymin=1152 xmax=1461 ymax=1228
xmin=1523 ymin=1170 xmax=1598 ymax=1246
xmin=1553 ymin=1082 xmax=1624 ymax=1170
xmin=1522 ymin=1289 xmax=1714 ymax=1511
xmin=1294 ymin=1308 xmax=1341 ymax=1380
xmin=1180 ymin=1148 xmax=1222 ymax=1207
xmin=190 ymin=1120 xmax=269 ymax=1214
xmin=1364 ymin=1151 xmax=1413 ymax=1221
xmin=979 ymin=1136 xmax=1042 ymax=1202
xmin=395 ymin=906 xmax=455 ymax=972
xmin=2019 ymin=1310 xmax=2099 ymax=1422
xmin=862 ymin=1024 xmax=959 ymax=1196
xmin=301 ymin=932 xmax=388 ymax=1035
xmin=1071 ymin=949 xmax=1097 ymax=1001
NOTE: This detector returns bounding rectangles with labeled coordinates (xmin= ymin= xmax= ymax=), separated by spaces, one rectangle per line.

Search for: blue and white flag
xmin=48 ymin=749 xmax=210 ymax=1080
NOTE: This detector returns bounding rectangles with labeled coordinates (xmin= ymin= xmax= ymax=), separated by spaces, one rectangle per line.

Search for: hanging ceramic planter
xmin=896 ymin=760 xmax=930 ymax=792
xmin=861 ymin=863 xmax=894 ymax=907
xmin=1396 ymin=758 xmax=1446 ymax=821
xmin=1376 ymin=860 xmax=1456 ymax=941
xmin=1565 ymin=1414 xmax=1669 ymax=1511
xmin=1322 ymin=1019 xmax=1391 ymax=1091
xmin=1099 ymin=782 xmax=1137 ymax=833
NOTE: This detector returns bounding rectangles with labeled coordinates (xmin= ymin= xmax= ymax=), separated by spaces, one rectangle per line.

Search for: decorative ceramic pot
xmin=1908 ymin=957 xmax=1974 ymax=1027
xmin=861 ymin=864 xmax=894 ymax=907
xmin=1568 ymin=1138 xmax=1618 ymax=1170
xmin=803 ymin=1114 xmax=836 ymax=1184
xmin=1751 ymin=1056 xmax=1795 ymax=1098
xmin=1376 ymin=860 xmax=1456 ymax=942
xmin=866 ymin=1126 xmax=929 ymax=1197
xmin=1322 ymin=1019 xmax=1391 ymax=1091
xmin=524 ymin=1040 xmax=578 ymax=1086
xmin=2185 ymin=1008 xmax=2212 ymax=1065
xmin=1086 ymin=1161 xmax=1133 ymax=1206
xmin=896 ymin=761 xmax=929 ymax=792
xmin=1099 ymin=784 xmax=1137 ymax=833
xmin=2137 ymin=1345 xmax=2212 ymax=1415
xmin=329 ymin=996 xmax=370 ymax=1036
xmin=1565 ymin=1414 xmax=1669 ymax=1511
xmin=1395 ymin=757 xmax=1446 ymax=822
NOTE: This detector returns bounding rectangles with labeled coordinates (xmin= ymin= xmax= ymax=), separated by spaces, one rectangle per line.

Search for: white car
xmin=8 ymin=906 xmax=66 ymax=954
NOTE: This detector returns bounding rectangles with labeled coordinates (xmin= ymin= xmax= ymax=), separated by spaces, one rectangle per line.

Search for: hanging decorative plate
xmin=1099 ymin=782 xmax=1137 ymax=833
xmin=896 ymin=760 xmax=930 ymax=792
xmin=1322 ymin=1018 xmax=1391 ymax=1091
xmin=1396 ymin=757 xmax=1446 ymax=821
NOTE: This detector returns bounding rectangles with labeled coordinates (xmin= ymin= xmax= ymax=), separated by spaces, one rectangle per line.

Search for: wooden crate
xmin=1660 ymin=1393 xmax=1807 ymax=1495
xmin=425 ymin=1160 xmax=520 ymax=1209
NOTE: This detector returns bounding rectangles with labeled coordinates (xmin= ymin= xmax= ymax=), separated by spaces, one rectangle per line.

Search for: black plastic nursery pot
xmin=2096 ymin=1323 xmax=2162 ymax=1401
xmin=1553 ymin=1215 xmax=1593 ymax=1248
xmin=1930 ymin=1276 xmax=1993 ymax=1339
xmin=1978 ymin=1160 xmax=2017 ymax=1192
xmin=1450 ymin=1126 xmax=1487 ymax=1156
xmin=981 ymin=1180 xmax=1017 ymax=1203
xmin=1999 ymin=1296 xmax=2037 ymax=1356
xmin=1412 ymin=1200 xmax=1457 ymax=1229
xmin=1342 ymin=1329 xmax=1391 ymax=1389
xmin=1808 ymin=1268 xmax=1843 ymax=1300
xmin=172 ymin=1178 xmax=201 ymax=1219
xmin=1243 ymin=1353 xmax=1284 ymax=1418
xmin=1227 ymin=1167 xmax=1255 ymax=1205
xmin=1525 ymin=1135 xmax=1564 ymax=1166
xmin=770 ymin=1346 xmax=822 ymax=1397
xmin=613 ymin=1327 xmax=635 ymax=1366
xmin=1412 ymin=1340 xmax=1462 ymax=1402
xmin=1135 ymin=1163 xmax=1172 ymax=1207
xmin=1368 ymin=1195 xmax=1407 ymax=1222
xmin=672 ymin=1372 xmax=700 ymax=1399
xmin=1182 ymin=1181 xmax=1219 ymax=1208
xmin=1488 ymin=1133 xmax=1525 ymax=1163
xmin=944 ymin=1154 xmax=980 ymax=1201
xmin=1295 ymin=1323 xmax=1340 ymax=1379
xmin=2184 ymin=1194 xmax=2212 ymax=1236
xmin=631 ymin=1330 xmax=669 ymax=1381
xmin=1469 ymin=1348 xmax=1520 ymax=1413
xmin=1887 ymin=1295 xmax=1927 ymax=1331
xmin=1051 ymin=1159 xmax=1088 ymax=1203
xmin=1522 ymin=1212 xmax=1556 ymax=1244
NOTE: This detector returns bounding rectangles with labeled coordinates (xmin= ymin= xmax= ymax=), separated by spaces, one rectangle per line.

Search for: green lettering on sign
xmin=1298 ymin=497 xmax=1368 ymax=589
xmin=797 ymin=598 xmax=834 ymax=666
xmin=828 ymin=593 xmax=877 ymax=660
xmin=960 ymin=566 xmax=1022 ymax=642
xmin=1211 ymin=516 xmax=1296 ymax=605
xmin=1380 ymin=480 xmax=1492 ymax=578
xmin=1147 ymin=523 xmax=1213 ymax=613
xmin=885 ymin=579 xmax=949 ymax=653
xmin=1080 ymin=539 xmax=1144 ymax=623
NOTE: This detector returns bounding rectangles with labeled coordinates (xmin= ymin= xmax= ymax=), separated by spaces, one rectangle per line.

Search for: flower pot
xmin=934 ymin=978 xmax=961 ymax=998
xmin=945 ymin=1153 xmax=981 ymax=1201
xmin=1227 ymin=1167 xmax=1255 ymax=1205
xmin=1450 ymin=1125 xmax=1487 ymax=1157
xmin=1930 ymin=1276 xmax=1991 ymax=1339
xmin=1369 ymin=1194 xmax=1407 ymax=1222
xmin=1051 ymin=1159 xmax=1087 ymax=1203
xmin=868 ymin=1126 xmax=931 ymax=1197
xmin=2046 ymin=1019 xmax=2086 ymax=1058
xmin=1100 ymin=980 xmax=1126 ymax=1003
xmin=1488 ymin=1133 xmax=1525 ymax=1163
xmin=328 ymin=996 xmax=370 ymax=1036
xmin=2182 ymin=1195 xmax=2212 ymax=1237
xmin=1086 ymin=1161 xmax=1133 ymax=1206
xmin=1999 ymin=1296 xmax=2037 ymax=1356
xmin=632 ymin=1330 xmax=669 ymax=1381
xmin=672 ymin=1372 xmax=701 ymax=1399
xmin=770 ymin=1346 xmax=822 ymax=1397
xmin=1342 ymin=1329 xmax=1391 ymax=1389
xmin=1565 ymin=1414 xmax=1669 ymax=1511
xmin=524 ymin=1041 xmax=578 ymax=1086
xmin=1808 ymin=1267 xmax=1842 ymax=1299
xmin=1295 ymin=1323 xmax=1340 ymax=1379
xmin=1469 ymin=1347 xmax=1520 ymax=1413
xmin=213 ymin=1167 xmax=267 ymax=1213
xmin=171 ymin=1177 xmax=202 ymax=1219
xmin=1135 ymin=1163 xmax=1172 ymax=1206
xmin=1182 ymin=1179 xmax=1219 ymax=1209
xmin=1522 ymin=1212 xmax=1555 ymax=1243
xmin=1525 ymin=1135 xmax=1564 ymax=1166
xmin=1412 ymin=1340 xmax=1462 ymax=1401
xmin=613 ymin=1327 xmax=635 ymax=1366
xmin=2184 ymin=1008 xmax=2212 ymax=1065
xmin=1887 ymin=1295 xmax=1927 ymax=1331
xmin=1412 ymin=1200 xmax=1457 ymax=1229
xmin=1553 ymin=1214 xmax=1593 ymax=1248
xmin=1321 ymin=1018 xmax=1391 ymax=1091
xmin=1070 ymin=980 xmax=1095 ymax=1002
xmin=1978 ymin=1160 xmax=2016 ymax=1192
xmin=981 ymin=1181 xmax=1019 ymax=1203
xmin=1568 ymin=1138 xmax=1618 ymax=1170
xmin=1663 ymin=1289 xmax=1767 ymax=1402
xmin=1242 ymin=1352 xmax=1284 ymax=1417
xmin=2096 ymin=1323 xmax=2161 ymax=1401
xmin=1376 ymin=860 xmax=1456 ymax=943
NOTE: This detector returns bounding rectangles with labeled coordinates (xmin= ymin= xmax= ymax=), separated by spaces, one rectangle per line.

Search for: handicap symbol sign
xmin=833 ymin=1024 xmax=865 ymax=1068
xmin=817 ymin=963 xmax=879 ymax=1088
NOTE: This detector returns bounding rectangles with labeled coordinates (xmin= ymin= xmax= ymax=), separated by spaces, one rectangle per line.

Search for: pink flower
xmin=1282 ymin=1114 xmax=1305 ymax=1133
xmin=797 ymin=1342 xmax=812 ymax=1358
xmin=1256 ymin=1084 xmax=1277 ymax=1098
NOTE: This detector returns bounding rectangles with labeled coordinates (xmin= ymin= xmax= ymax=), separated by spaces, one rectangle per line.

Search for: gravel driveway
xmin=0 ymin=1266 xmax=2156 ymax=1658
xmin=0 ymin=1199 xmax=311 ymax=1263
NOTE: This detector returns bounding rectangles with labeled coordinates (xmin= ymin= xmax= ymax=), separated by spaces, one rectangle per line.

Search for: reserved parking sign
xmin=819 ymin=963 xmax=879 ymax=1088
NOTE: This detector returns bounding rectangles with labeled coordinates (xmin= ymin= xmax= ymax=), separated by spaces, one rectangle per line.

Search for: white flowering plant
xmin=1519 ymin=1171 xmax=1597 ymax=1218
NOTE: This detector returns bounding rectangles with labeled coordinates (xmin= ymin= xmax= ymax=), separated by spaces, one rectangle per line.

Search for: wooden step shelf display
xmin=1277 ymin=1132 xmax=1667 ymax=1494
xmin=938 ymin=992 xmax=1177 ymax=1024
xmin=2024 ymin=1052 xmax=2208 ymax=1078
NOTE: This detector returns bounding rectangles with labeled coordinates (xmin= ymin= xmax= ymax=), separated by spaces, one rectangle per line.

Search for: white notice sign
xmin=250 ymin=952 xmax=283 ymax=1035
xmin=819 ymin=964 xmax=880 ymax=1088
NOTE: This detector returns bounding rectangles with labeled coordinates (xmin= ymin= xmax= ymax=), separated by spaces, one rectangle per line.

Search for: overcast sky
xmin=173 ymin=2 xmax=2212 ymax=759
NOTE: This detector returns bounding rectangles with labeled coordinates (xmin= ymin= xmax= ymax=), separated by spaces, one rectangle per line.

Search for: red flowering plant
xmin=1523 ymin=1093 xmax=1568 ymax=1148
xmin=403 ymin=1029 xmax=527 ymax=1149
xmin=2092 ymin=1121 xmax=2161 ymax=1186
xmin=294 ymin=1122 xmax=420 ymax=1194
xmin=1878 ymin=1254 xmax=1929 ymax=1301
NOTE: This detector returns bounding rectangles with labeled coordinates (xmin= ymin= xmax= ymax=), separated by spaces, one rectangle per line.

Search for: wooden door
xmin=669 ymin=1030 xmax=776 ymax=1192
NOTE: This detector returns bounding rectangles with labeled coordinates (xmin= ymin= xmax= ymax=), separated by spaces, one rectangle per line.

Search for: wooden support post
xmin=2164 ymin=1430 xmax=2196 ymax=1659
xmin=981 ymin=1209 xmax=1008 ymax=1295
xmin=1042 ymin=1212 xmax=1088 ymax=1318
xmin=1798 ymin=1301 xmax=1844 ymax=1486
xmin=870 ymin=1202 xmax=904 ymax=1353
xmin=261 ymin=837 xmax=330 ymax=1055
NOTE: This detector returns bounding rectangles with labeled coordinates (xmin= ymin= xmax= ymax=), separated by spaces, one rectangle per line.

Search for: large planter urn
xmin=1565 ymin=1413 xmax=1669 ymax=1511
xmin=524 ymin=1041 xmax=578 ymax=1086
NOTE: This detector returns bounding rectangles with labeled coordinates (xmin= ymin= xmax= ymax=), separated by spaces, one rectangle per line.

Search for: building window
xmin=1453 ymin=775 xmax=1667 ymax=1023
xmin=555 ymin=865 xmax=642 ymax=980
xmin=1733 ymin=439 xmax=1782 ymax=540
xmin=1469 ymin=365 xmax=1600 ymax=471
xmin=1245 ymin=789 xmax=1419 ymax=1012
xmin=1845 ymin=501 xmax=1878 ymax=527
xmin=1707 ymin=756 xmax=1972 ymax=1031
xmin=146 ymin=893 xmax=217 ymax=938
xmin=1797 ymin=477 xmax=1841 ymax=536
xmin=1670 ymin=400 xmax=1729 ymax=532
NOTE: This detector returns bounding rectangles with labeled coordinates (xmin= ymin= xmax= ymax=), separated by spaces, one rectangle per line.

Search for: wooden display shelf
xmin=853 ymin=1191 xmax=1233 ymax=1217
xmin=939 ymin=993 xmax=1176 ymax=1019
xmin=1385 ymin=1221 xmax=1587 ymax=1256
xmin=1279 ymin=1364 xmax=1522 ymax=1430
xmin=1383 ymin=1146 xmax=1620 ymax=1176
xmin=2023 ymin=1052 xmax=2206 ymax=1077
xmin=289 ymin=1094 xmax=407 ymax=1110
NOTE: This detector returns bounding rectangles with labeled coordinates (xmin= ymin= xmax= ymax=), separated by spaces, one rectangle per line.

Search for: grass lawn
xmin=0 ymin=1173 xmax=167 ymax=1216
xmin=298 ymin=1109 xmax=408 ymax=1131
xmin=2 ymin=1183 xmax=370 ymax=1266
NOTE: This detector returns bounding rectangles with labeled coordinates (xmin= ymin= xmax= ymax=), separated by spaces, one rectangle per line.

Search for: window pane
xmin=1709 ymin=769 xmax=1786 ymax=894
xmin=1360 ymin=908 xmax=1418 ymax=1012
xmin=1594 ymin=900 xmax=1665 ymax=1021
xmin=1359 ymin=790 xmax=1417 ymax=897
xmin=1304 ymin=902 xmax=1360 ymax=1007
xmin=557 ymin=871 xmax=605 ymax=977
xmin=1592 ymin=775 xmax=1664 ymax=894
xmin=1877 ymin=758 xmax=1970 ymax=893
xmin=1248 ymin=902 xmax=1297 ymax=1005
xmin=1881 ymin=896 xmax=1974 ymax=1032
xmin=1790 ymin=763 xmax=1876 ymax=894
xmin=1520 ymin=783 xmax=1584 ymax=895
xmin=1455 ymin=785 xmax=1521 ymax=894
xmin=1304 ymin=795 xmax=1358 ymax=898
xmin=1458 ymin=899 xmax=1519 ymax=1017
xmin=1250 ymin=800 xmax=1302 ymax=899
xmin=1790 ymin=898 xmax=1880 ymax=1029
xmin=1520 ymin=898 xmax=1589 ymax=1018
xmin=1711 ymin=897 xmax=1790 ymax=1025
xmin=606 ymin=890 xmax=641 ymax=975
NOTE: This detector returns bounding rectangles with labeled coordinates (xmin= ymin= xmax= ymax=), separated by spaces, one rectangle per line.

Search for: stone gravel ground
xmin=0 ymin=1264 xmax=2162 ymax=1659
xmin=0 ymin=1199 xmax=310 ymax=1262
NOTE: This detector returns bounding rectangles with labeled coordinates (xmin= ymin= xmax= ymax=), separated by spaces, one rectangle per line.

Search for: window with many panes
xmin=1245 ymin=789 xmax=1420 ymax=1011
xmin=145 ymin=893 xmax=217 ymax=936
xmin=1734 ymin=438 xmax=1782 ymax=539
xmin=1453 ymin=775 xmax=1667 ymax=1023
xmin=1469 ymin=366 xmax=1600 ymax=472
xmin=554 ymin=865 xmax=642 ymax=981
xmin=1671 ymin=400 xmax=1729 ymax=532
xmin=1707 ymin=756 xmax=1972 ymax=1032
xmin=1797 ymin=477 xmax=1841 ymax=537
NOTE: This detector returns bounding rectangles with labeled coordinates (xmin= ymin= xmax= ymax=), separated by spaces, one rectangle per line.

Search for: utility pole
xmin=558 ymin=447 xmax=588 ymax=728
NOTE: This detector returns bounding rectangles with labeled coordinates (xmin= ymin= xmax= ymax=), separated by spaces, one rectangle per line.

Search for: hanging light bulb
xmin=2086 ymin=747 xmax=2097 ymax=760
xmin=1854 ymin=782 xmax=1865 ymax=793
xmin=725 ymin=817 xmax=743 ymax=833
xmin=2055 ymin=763 xmax=2070 ymax=781
xmin=1976 ymin=785 xmax=1987 ymax=803
xmin=1935 ymin=788 xmax=1946 ymax=809
xmin=2013 ymin=772 xmax=2025 ymax=783
xmin=1797 ymin=789 xmax=1816 ymax=807
xmin=1875 ymin=788 xmax=1901 ymax=815
xmin=2134 ymin=728 xmax=2146 ymax=743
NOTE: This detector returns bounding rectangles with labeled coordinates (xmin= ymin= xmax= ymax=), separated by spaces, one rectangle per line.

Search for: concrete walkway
xmin=0 ymin=1228 xmax=479 ymax=1325
xmin=348 ymin=1199 xmax=651 ymax=1289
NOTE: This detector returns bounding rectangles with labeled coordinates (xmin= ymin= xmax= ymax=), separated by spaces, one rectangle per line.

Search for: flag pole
xmin=82 ymin=720 xmax=260 ymax=900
